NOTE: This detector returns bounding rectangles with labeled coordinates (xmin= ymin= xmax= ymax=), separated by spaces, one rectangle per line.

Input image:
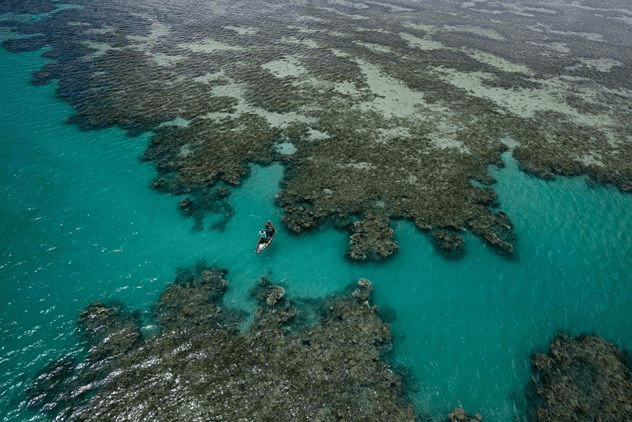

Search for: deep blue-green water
xmin=1 ymin=48 xmax=632 ymax=421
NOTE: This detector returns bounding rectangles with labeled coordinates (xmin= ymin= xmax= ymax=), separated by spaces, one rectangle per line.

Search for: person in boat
xmin=264 ymin=221 xmax=275 ymax=239
xmin=258 ymin=221 xmax=275 ymax=240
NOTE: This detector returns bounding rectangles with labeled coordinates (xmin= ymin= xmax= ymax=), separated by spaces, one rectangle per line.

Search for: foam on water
xmin=1 ymin=48 xmax=632 ymax=422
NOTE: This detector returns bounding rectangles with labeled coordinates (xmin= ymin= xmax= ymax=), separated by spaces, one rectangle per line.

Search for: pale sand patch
xmin=177 ymin=144 xmax=194 ymax=158
xmin=81 ymin=41 xmax=117 ymax=60
xmin=376 ymin=127 xmax=412 ymax=144
xmin=276 ymin=142 xmax=298 ymax=155
xmin=427 ymin=120 xmax=469 ymax=153
xmin=575 ymin=153 xmax=604 ymax=167
xmin=402 ymin=22 xmax=435 ymax=32
xmin=291 ymin=27 xmax=318 ymax=34
xmin=522 ymin=7 xmax=558 ymax=15
xmin=193 ymin=71 xmax=227 ymax=84
xmin=224 ymin=26 xmax=259 ymax=36
xmin=281 ymin=36 xmax=321 ymax=49
xmin=603 ymin=86 xmax=632 ymax=99
xmin=339 ymin=162 xmax=376 ymax=170
xmin=617 ymin=16 xmax=632 ymax=26
xmin=431 ymin=66 xmax=614 ymax=127
xmin=463 ymin=49 xmax=533 ymax=75
xmin=532 ymin=25 xmax=604 ymax=42
xmin=327 ymin=0 xmax=369 ymax=9
xmin=575 ymin=58 xmax=623 ymax=72
xmin=295 ymin=75 xmax=333 ymax=91
xmin=334 ymin=81 xmax=362 ymax=96
xmin=178 ymin=39 xmax=246 ymax=53
xmin=364 ymin=0 xmax=414 ymax=13
xmin=127 ymin=21 xmax=170 ymax=46
xmin=158 ymin=117 xmax=191 ymax=129
xmin=151 ymin=52 xmax=186 ymax=67
xmin=262 ymin=55 xmax=308 ymax=78
xmin=263 ymin=111 xmax=318 ymax=128
xmin=353 ymin=41 xmax=392 ymax=54
xmin=399 ymin=32 xmax=444 ymax=51
xmin=320 ymin=6 xmax=370 ymax=20
xmin=355 ymin=27 xmax=391 ymax=33
xmin=204 ymin=80 xmax=317 ymax=128
xmin=330 ymin=48 xmax=351 ymax=58
xmin=443 ymin=25 xmax=505 ymax=41
xmin=355 ymin=60 xmax=427 ymax=119
xmin=84 ymin=25 xmax=116 ymax=35
xmin=526 ymin=41 xmax=571 ymax=55
xmin=308 ymin=128 xmax=331 ymax=141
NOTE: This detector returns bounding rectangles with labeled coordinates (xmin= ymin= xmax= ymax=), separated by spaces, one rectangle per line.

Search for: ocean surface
xmin=2 ymin=42 xmax=632 ymax=422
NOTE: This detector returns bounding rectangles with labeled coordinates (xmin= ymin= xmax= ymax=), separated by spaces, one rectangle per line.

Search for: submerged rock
xmin=528 ymin=334 xmax=632 ymax=422
xmin=352 ymin=278 xmax=374 ymax=303
xmin=448 ymin=407 xmax=482 ymax=422
xmin=28 ymin=264 xmax=417 ymax=421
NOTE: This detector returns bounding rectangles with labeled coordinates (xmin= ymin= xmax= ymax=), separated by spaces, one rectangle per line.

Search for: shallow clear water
xmin=1 ymin=48 xmax=632 ymax=421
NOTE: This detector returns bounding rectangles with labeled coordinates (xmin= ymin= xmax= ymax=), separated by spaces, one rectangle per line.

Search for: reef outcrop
xmin=347 ymin=213 xmax=399 ymax=261
xmin=27 ymin=262 xmax=417 ymax=421
xmin=431 ymin=229 xmax=465 ymax=260
xmin=528 ymin=334 xmax=632 ymax=422
xmin=448 ymin=407 xmax=482 ymax=422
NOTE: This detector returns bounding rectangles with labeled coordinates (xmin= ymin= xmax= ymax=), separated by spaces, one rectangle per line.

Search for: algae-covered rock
xmin=528 ymin=334 xmax=632 ymax=422
xmin=27 ymin=263 xmax=417 ymax=422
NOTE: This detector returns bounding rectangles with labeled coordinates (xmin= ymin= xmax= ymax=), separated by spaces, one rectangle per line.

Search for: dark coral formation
xmin=528 ymin=334 xmax=632 ymax=422
xmin=2 ymin=0 xmax=632 ymax=260
xmin=27 ymin=263 xmax=418 ymax=421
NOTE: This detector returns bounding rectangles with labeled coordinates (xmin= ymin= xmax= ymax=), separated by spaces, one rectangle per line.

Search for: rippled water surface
xmin=1 ymin=3 xmax=632 ymax=421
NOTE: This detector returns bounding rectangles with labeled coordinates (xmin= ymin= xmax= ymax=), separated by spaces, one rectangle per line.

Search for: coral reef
xmin=27 ymin=262 xmax=418 ymax=421
xmin=528 ymin=334 xmax=632 ymax=422
xmin=2 ymin=0 xmax=631 ymax=260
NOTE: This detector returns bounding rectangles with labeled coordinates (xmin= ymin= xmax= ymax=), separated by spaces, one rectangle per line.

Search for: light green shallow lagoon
xmin=1 ymin=49 xmax=632 ymax=422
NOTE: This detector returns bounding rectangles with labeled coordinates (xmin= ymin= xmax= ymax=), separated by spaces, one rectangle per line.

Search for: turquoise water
xmin=1 ymin=48 xmax=632 ymax=422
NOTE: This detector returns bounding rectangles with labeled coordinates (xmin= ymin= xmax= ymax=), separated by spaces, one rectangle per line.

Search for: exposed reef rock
xmin=348 ymin=214 xmax=399 ymax=261
xmin=467 ymin=211 xmax=515 ymax=257
xmin=431 ymin=229 xmax=465 ymax=260
xmin=27 ymin=263 xmax=417 ymax=421
xmin=448 ymin=407 xmax=482 ymax=422
xmin=3 ymin=0 xmax=632 ymax=260
xmin=528 ymin=334 xmax=632 ymax=422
